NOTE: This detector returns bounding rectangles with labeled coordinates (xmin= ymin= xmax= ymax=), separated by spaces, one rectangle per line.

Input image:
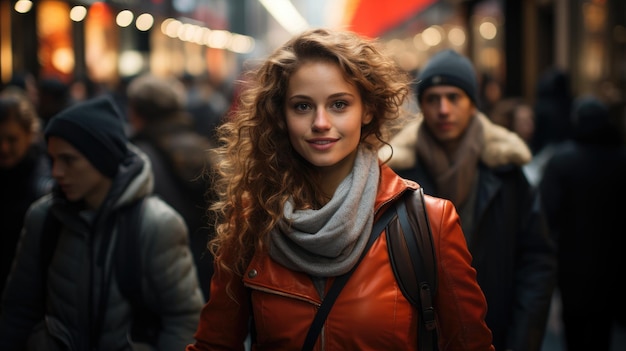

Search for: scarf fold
xmin=416 ymin=116 xmax=484 ymax=207
xmin=269 ymin=147 xmax=380 ymax=277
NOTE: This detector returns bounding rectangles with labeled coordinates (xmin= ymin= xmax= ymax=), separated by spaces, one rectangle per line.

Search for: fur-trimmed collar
xmin=380 ymin=112 xmax=532 ymax=170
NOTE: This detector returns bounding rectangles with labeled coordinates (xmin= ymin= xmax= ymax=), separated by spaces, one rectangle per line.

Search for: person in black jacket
xmin=126 ymin=74 xmax=218 ymax=301
xmin=0 ymin=88 xmax=53 ymax=297
xmin=540 ymin=95 xmax=626 ymax=351
xmin=381 ymin=49 xmax=557 ymax=351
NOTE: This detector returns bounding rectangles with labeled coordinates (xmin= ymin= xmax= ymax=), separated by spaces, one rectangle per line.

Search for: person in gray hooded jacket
xmin=380 ymin=49 xmax=557 ymax=351
xmin=0 ymin=95 xmax=204 ymax=350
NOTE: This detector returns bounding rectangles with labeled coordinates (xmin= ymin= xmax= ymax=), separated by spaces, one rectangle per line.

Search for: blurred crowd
xmin=2 ymin=70 xmax=237 ymax=300
xmin=1 ymin=44 xmax=625 ymax=350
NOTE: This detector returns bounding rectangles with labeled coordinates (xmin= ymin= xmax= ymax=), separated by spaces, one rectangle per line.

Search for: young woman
xmin=187 ymin=28 xmax=494 ymax=351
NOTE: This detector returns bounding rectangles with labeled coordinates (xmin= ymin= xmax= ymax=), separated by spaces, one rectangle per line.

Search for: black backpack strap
xmin=40 ymin=207 xmax=62 ymax=307
xmin=114 ymin=197 xmax=161 ymax=344
xmin=387 ymin=188 xmax=439 ymax=350
xmin=301 ymin=202 xmax=397 ymax=351
xmin=115 ymin=198 xmax=145 ymax=307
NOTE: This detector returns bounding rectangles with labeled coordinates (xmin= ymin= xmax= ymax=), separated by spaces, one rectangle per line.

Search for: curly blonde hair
xmin=208 ymin=28 xmax=411 ymax=282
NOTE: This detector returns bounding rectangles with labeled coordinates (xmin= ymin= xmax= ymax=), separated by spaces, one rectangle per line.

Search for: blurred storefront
xmin=0 ymin=0 xmax=624 ymax=113
xmin=0 ymin=0 xmax=253 ymax=92
xmin=353 ymin=0 xmax=625 ymax=111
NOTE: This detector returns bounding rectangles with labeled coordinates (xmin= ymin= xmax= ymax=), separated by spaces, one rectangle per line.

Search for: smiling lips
xmin=307 ymin=138 xmax=339 ymax=151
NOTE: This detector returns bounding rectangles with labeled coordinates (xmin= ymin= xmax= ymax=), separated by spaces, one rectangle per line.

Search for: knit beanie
xmin=571 ymin=95 xmax=611 ymax=141
xmin=44 ymin=96 xmax=128 ymax=178
xmin=416 ymin=49 xmax=478 ymax=105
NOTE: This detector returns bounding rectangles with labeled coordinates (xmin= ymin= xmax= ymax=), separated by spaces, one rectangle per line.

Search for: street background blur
xmin=1 ymin=1 xmax=625 ymax=350
xmin=1 ymin=0 xmax=624 ymax=119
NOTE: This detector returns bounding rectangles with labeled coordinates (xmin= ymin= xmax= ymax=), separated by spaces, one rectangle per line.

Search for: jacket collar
xmin=380 ymin=111 xmax=532 ymax=171
xmin=375 ymin=162 xmax=418 ymax=214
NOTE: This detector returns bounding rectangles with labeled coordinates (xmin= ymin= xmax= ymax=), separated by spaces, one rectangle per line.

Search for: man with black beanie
xmin=0 ymin=95 xmax=204 ymax=350
xmin=381 ymin=49 xmax=557 ymax=351
xmin=44 ymin=95 xmax=128 ymax=179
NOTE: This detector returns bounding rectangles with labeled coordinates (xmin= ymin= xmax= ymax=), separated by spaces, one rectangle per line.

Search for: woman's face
xmin=0 ymin=119 xmax=33 ymax=169
xmin=285 ymin=61 xmax=372 ymax=185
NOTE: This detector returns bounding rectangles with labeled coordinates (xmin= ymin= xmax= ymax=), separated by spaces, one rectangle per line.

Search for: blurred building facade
xmin=374 ymin=0 xmax=625 ymax=113
xmin=0 ymin=0 xmax=624 ymax=116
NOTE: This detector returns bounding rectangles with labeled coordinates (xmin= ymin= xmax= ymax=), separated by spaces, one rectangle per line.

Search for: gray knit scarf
xmin=269 ymin=146 xmax=380 ymax=277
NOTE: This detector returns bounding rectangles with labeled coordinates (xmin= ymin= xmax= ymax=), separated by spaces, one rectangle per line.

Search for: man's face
xmin=420 ymin=85 xmax=476 ymax=145
xmin=47 ymin=136 xmax=111 ymax=209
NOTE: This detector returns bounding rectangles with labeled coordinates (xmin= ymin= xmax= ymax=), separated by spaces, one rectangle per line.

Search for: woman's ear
xmin=362 ymin=112 xmax=373 ymax=125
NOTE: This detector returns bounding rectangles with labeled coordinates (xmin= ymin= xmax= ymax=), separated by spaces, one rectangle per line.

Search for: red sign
xmin=346 ymin=0 xmax=437 ymax=38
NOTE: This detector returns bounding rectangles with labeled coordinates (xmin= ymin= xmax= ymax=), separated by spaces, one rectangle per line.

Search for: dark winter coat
xmin=383 ymin=113 xmax=557 ymax=351
xmin=0 ymin=145 xmax=204 ymax=350
xmin=0 ymin=143 xmax=52 ymax=296
xmin=131 ymin=120 xmax=217 ymax=301
xmin=539 ymin=106 xmax=626 ymax=348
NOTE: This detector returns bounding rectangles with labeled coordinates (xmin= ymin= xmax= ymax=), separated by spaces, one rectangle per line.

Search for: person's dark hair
xmin=0 ymin=88 xmax=41 ymax=134
xmin=571 ymin=95 xmax=620 ymax=144
xmin=126 ymin=74 xmax=188 ymax=122
xmin=530 ymin=67 xmax=574 ymax=153
xmin=38 ymin=77 xmax=70 ymax=101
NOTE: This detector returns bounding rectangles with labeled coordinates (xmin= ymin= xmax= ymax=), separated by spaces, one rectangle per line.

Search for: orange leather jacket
xmin=188 ymin=164 xmax=494 ymax=351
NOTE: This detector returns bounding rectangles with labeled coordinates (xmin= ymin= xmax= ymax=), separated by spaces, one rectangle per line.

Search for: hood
xmin=380 ymin=112 xmax=532 ymax=170
xmin=111 ymin=143 xmax=154 ymax=209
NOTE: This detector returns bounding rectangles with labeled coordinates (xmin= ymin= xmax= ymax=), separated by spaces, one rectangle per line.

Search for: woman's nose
xmin=311 ymin=109 xmax=331 ymax=131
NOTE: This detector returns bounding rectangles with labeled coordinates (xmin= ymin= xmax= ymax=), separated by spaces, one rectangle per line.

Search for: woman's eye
xmin=294 ymin=103 xmax=310 ymax=112
xmin=332 ymin=101 xmax=347 ymax=110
